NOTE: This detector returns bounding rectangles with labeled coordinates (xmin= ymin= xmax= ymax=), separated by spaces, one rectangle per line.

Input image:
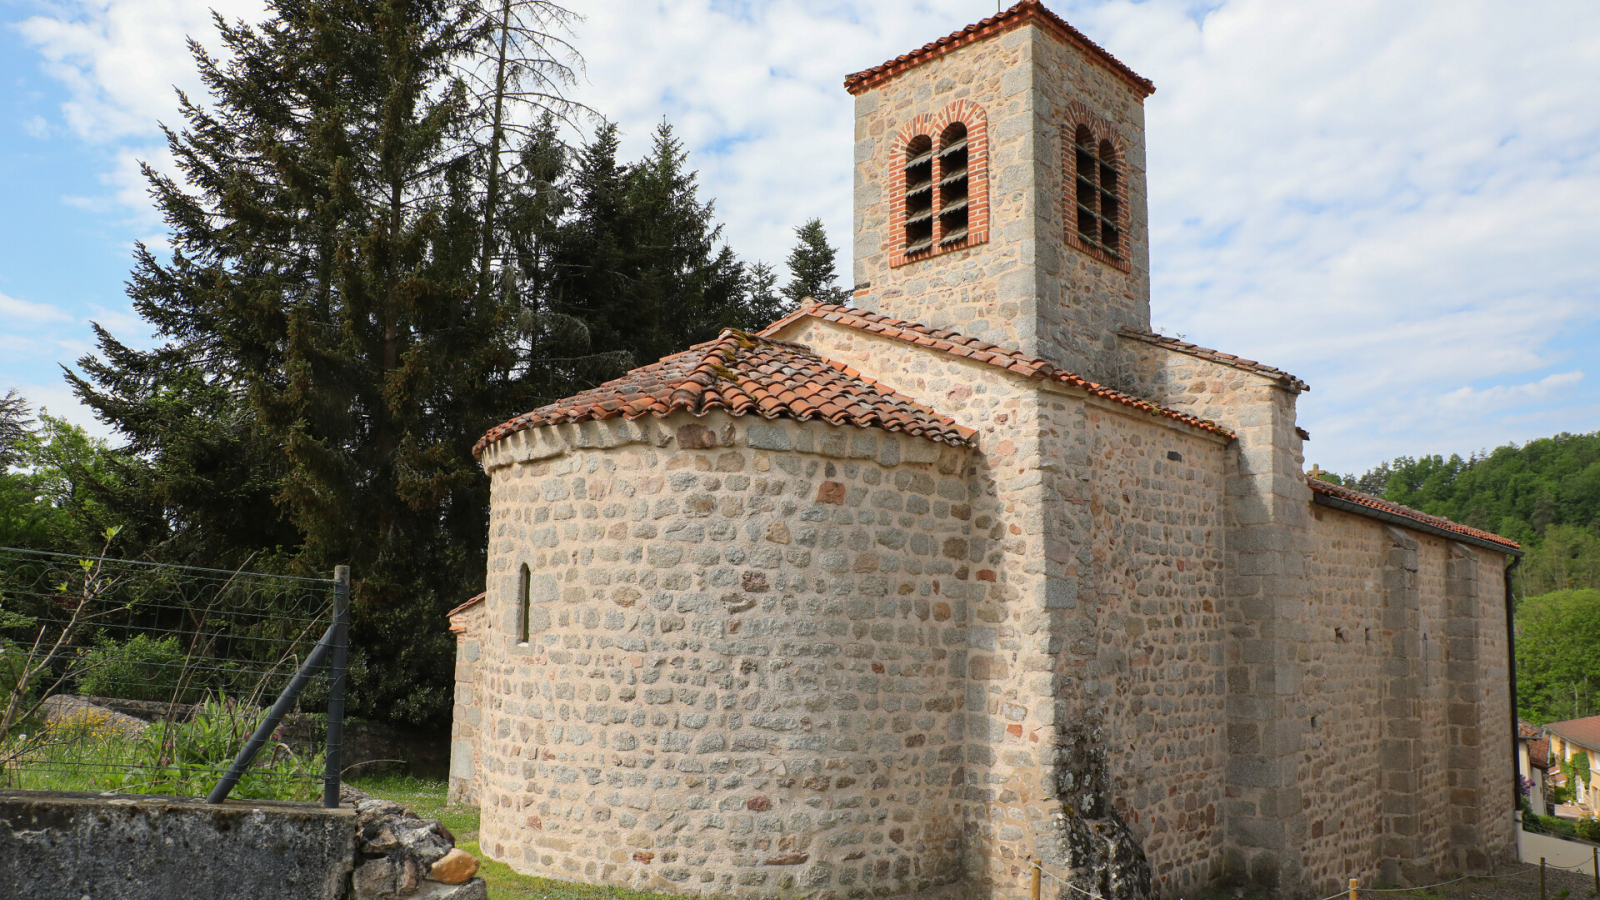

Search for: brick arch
xmin=1062 ymin=101 xmax=1132 ymax=272
xmin=888 ymin=99 xmax=990 ymax=268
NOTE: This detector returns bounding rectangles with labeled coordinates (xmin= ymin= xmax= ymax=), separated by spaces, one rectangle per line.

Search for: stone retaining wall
xmin=0 ymin=790 xmax=356 ymax=900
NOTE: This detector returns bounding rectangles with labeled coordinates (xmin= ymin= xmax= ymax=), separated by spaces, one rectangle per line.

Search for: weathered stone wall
xmin=475 ymin=412 xmax=974 ymax=900
xmin=450 ymin=600 xmax=487 ymax=806
xmin=1054 ymin=400 xmax=1227 ymax=896
xmin=850 ymin=19 xmax=1152 ymax=389
xmin=1294 ymin=505 xmax=1517 ymax=893
xmin=775 ymin=316 xmax=1229 ymax=900
xmin=0 ymin=790 xmax=356 ymax=900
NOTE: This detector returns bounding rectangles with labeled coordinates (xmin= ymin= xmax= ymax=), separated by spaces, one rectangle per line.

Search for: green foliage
xmin=1347 ymin=432 xmax=1600 ymax=595
xmin=1566 ymin=751 xmax=1593 ymax=794
xmin=1551 ymin=783 xmax=1573 ymax=805
xmin=781 ymin=218 xmax=849 ymax=307
xmin=1518 ymin=590 xmax=1600 ymax=722
xmin=1578 ymin=816 xmax=1600 ymax=842
xmin=76 ymin=634 xmax=201 ymax=704
xmin=8 ymin=693 xmax=320 ymax=801
xmin=0 ymin=405 xmax=122 ymax=551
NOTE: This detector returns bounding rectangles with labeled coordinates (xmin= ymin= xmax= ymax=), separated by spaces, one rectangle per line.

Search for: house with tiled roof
xmin=1543 ymin=716 xmax=1600 ymax=813
xmin=449 ymin=4 xmax=1523 ymax=900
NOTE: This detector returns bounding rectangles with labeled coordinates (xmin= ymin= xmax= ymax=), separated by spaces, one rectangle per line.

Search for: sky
xmin=2 ymin=0 xmax=1598 ymax=475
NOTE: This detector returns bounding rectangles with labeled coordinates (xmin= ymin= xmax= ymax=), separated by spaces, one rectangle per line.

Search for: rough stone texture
xmin=1129 ymin=336 xmax=1518 ymax=896
xmin=345 ymin=785 xmax=489 ymax=900
xmin=450 ymin=599 xmax=488 ymax=805
xmin=432 ymin=848 xmax=482 ymax=884
xmin=0 ymin=789 xmax=355 ymax=900
xmin=476 ymin=412 xmax=973 ymax=900
xmin=850 ymin=18 xmax=1151 ymax=390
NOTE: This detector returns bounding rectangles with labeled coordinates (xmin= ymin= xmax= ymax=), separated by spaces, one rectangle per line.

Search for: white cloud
xmin=13 ymin=0 xmax=1600 ymax=473
xmin=0 ymin=291 xmax=73 ymax=324
xmin=23 ymin=114 xmax=50 ymax=138
xmin=1440 ymin=372 xmax=1586 ymax=413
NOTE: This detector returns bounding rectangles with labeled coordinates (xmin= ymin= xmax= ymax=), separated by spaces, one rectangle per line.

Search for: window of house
xmin=938 ymin=122 xmax=969 ymax=247
xmin=517 ymin=563 xmax=531 ymax=645
xmin=1073 ymin=125 xmax=1121 ymax=257
xmin=903 ymin=135 xmax=935 ymax=255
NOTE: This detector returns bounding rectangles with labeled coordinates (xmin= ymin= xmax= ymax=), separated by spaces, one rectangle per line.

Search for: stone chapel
xmin=447 ymin=4 xmax=1523 ymax=899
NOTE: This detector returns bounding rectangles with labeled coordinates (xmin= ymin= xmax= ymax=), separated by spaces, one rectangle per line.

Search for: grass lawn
xmin=351 ymin=775 xmax=701 ymax=900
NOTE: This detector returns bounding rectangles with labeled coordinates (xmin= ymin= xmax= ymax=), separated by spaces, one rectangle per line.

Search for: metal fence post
xmin=322 ymin=566 xmax=350 ymax=808
xmin=206 ymin=622 xmax=337 ymax=804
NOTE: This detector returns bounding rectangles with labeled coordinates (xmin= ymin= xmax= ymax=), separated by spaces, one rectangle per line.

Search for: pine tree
xmin=70 ymin=0 xmax=528 ymax=725
xmin=781 ymin=218 xmax=850 ymax=306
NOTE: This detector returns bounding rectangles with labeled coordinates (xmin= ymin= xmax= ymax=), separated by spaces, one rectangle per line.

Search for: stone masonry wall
xmin=450 ymin=601 xmax=487 ymax=806
xmin=475 ymin=412 xmax=974 ymax=900
xmin=1294 ymin=505 xmax=1517 ymax=894
xmin=850 ymin=19 xmax=1152 ymax=389
xmin=776 ymin=316 xmax=1229 ymax=900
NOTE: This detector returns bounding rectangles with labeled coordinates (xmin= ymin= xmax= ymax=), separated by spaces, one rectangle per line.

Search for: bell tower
xmin=845 ymin=0 xmax=1154 ymax=389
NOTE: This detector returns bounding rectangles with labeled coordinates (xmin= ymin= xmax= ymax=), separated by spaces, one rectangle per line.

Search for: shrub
xmin=1579 ymin=816 xmax=1600 ymax=842
xmin=77 ymin=634 xmax=200 ymax=703
xmin=130 ymin=692 xmax=322 ymax=801
xmin=1552 ymin=784 xmax=1573 ymax=805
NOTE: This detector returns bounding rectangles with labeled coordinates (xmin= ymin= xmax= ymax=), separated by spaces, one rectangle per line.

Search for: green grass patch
xmin=351 ymin=777 xmax=703 ymax=900
xmin=349 ymin=773 xmax=480 ymax=839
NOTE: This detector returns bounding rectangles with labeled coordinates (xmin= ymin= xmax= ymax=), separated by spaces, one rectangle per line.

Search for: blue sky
xmin=3 ymin=0 xmax=1599 ymax=475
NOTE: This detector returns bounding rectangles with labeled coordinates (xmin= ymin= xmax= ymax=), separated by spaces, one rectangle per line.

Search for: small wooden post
xmin=1592 ymin=846 xmax=1598 ymax=897
xmin=1348 ymin=877 xmax=1358 ymax=900
xmin=1542 ymin=857 xmax=1547 ymax=900
xmin=1031 ymin=859 xmax=1042 ymax=900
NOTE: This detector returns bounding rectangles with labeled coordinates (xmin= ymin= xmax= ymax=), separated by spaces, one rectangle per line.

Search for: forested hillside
xmin=1329 ymin=431 xmax=1600 ymax=596
xmin=1323 ymin=432 xmax=1600 ymax=723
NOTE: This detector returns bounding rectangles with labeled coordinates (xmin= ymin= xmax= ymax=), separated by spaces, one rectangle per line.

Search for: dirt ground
xmin=1398 ymin=863 xmax=1598 ymax=900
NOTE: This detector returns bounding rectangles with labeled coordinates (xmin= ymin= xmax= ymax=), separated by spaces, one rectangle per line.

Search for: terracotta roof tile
xmin=844 ymin=1 xmax=1154 ymax=97
xmin=1545 ymin=716 xmax=1600 ymax=752
xmin=475 ymin=329 xmax=977 ymax=458
xmin=1120 ymin=327 xmax=1310 ymax=392
xmin=761 ymin=303 xmax=1233 ymax=438
xmin=1307 ymin=477 xmax=1520 ymax=551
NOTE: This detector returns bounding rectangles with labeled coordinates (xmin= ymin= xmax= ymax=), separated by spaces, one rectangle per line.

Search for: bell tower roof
xmin=843 ymin=0 xmax=1154 ymax=97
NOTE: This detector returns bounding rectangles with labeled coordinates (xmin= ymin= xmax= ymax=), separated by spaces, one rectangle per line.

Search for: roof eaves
xmin=843 ymin=1 xmax=1154 ymax=98
xmin=765 ymin=303 xmax=1234 ymax=440
xmin=1119 ymin=327 xmax=1310 ymax=393
xmin=1307 ymin=477 xmax=1521 ymax=554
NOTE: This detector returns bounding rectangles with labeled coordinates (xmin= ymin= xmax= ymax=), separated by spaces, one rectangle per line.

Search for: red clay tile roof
xmin=447 ymin=592 xmax=486 ymax=619
xmin=1545 ymin=716 xmax=1600 ymax=753
xmin=1307 ymin=477 xmax=1520 ymax=551
xmin=474 ymin=329 xmax=977 ymax=458
xmin=1120 ymin=327 xmax=1310 ymax=392
xmin=761 ymin=302 xmax=1232 ymax=438
xmin=844 ymin=1 xmax=1154 ymax=98
xmin=1530 ymin=737 xmax=1550 ymax=770
xmin=1521 ymin=719 xmax=1546 ymax=741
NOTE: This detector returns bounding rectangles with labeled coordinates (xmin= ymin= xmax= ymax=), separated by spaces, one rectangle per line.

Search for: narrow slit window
xmin=517 ymin=563 xmax=531 ymax=645
xmin=938 ymin=123 xmax=970 ymax=245
xmin=904 ymin=135 xmax=935 ymax=255
xmin=1074 ymin=126 xmax=1121 ymax=257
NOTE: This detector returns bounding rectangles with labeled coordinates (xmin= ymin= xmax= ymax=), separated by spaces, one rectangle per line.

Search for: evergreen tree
xmin=545 ymin=121 xmax=781 ymax=372
xmin=781 ymin=218 xmax=849 ymax=306
xmin=70 ymin=0 xmax=526 ymax=725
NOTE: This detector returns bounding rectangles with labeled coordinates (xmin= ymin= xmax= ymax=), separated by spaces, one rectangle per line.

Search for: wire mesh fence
xmin=0 ymin=541 xmax=347 ymax=804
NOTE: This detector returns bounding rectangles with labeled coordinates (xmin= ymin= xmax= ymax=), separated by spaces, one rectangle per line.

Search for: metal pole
xmin=206 ymin=621 xmax=337 ymax=804
xmin=1031 ymin=860 xmax=1041 ymax=900
xmin=322 ymin=566 xmax=350 ymax=809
